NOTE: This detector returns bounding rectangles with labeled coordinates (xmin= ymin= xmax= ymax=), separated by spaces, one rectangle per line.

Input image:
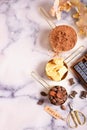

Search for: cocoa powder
xmin=49 ymin=25 xmax=77 ymax=53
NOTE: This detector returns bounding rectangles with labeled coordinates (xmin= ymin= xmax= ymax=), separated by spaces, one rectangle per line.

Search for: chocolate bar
xmin=71 ymin=53 xmax=87 ymax=88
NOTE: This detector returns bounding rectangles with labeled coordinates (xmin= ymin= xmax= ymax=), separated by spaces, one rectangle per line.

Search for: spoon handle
xmin=31 ymin=71 xmax=50 ymax=91
xmin=64 ymin=46 xmax=85 ymax=64
xmin=39 ymin=7 xmax=56 ymax=29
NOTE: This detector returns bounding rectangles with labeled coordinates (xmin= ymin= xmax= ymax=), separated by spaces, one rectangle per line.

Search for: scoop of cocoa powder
xmin=49 ymin=25 xmax=77 ymax=53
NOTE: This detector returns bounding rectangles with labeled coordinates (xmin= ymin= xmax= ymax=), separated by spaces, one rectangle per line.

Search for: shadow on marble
xmin=36 ymin=61 xmax=47 ymax=77
xmin=39 ymin=29 xmax=52 ymax=51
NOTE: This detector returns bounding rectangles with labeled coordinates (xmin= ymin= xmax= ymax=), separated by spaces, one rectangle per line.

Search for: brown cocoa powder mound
xmin=49 ymin=25 xmax=77 ymax=53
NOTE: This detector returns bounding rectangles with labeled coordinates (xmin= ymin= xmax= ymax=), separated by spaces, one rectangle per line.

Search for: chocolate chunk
xmin=69 ymin=91 xmax=77 ymax=98
xmin=80 ymin=91 xmax=87 ymax=99
xmin=48 ymin=86 xmax=67 ymax=105
xmin=68 ymin=78 xmax=75 ymax=85
xmin=37 ymin=99 xmax=44 ymax=105
xmin=40 ymin=91 xmax=48 ymax=96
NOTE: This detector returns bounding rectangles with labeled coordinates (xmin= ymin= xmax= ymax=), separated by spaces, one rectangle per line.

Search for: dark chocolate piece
xmin=69 ymin=91 xmax=77 ymax=98
xmin=68 ymin=78 xmax=75 ymax=85
xmin=80 ymin=91 xmax=87 ymax=99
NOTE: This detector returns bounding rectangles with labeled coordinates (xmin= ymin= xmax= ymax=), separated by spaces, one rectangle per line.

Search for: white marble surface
xmin=0 ymin=0 xmax=87 ymax=130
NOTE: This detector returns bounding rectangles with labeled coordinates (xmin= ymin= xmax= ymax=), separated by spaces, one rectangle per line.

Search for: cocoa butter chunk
xmin=69 ymin=91 xmax=77 ymax=98
xmin=37 ymin=99 xmax=44 ymax=105
xmin=68 ymin=78 xmax=75 ymax=85
xmin=80 ymin=91 xmax=87 ymax=99
xmin=40 ymin=91 xmax=48 ymax=96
